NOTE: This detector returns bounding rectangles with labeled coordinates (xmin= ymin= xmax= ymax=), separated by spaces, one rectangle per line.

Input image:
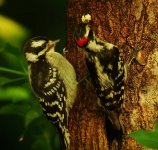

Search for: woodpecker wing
xmin=29 ymin=59 xmax=69 ymax=149
xmin=86 ymin=46 xmax=124 ymax=110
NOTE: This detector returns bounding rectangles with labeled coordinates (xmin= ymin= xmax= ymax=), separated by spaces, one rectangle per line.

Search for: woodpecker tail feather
xmin=56 ymin=123 xmax=70 ymax=150
xmin=105 ymin=110 xmax=123 ymax=150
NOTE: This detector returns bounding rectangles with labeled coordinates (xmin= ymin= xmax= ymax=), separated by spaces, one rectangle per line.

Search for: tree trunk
xmin=66 ymin=0 xmax=158 ymax=149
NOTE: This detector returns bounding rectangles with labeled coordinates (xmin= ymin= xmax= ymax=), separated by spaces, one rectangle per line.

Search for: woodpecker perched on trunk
xmin=74 ymin=14 xmax=124 ymax=149
xmin=24 ymin=36 xmax=78 ymax=150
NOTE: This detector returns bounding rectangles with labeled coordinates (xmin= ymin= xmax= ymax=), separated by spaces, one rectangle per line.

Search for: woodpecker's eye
xmin=76 ymin=37 xmax=88 ymax=47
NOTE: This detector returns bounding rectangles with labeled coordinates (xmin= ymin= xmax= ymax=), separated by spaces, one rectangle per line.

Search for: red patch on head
xmin=76 ymin=37 xmax=88 ymax=47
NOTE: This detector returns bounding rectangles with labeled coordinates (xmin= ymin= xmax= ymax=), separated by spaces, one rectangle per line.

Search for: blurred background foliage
xmin=0 ymin=0 xmax=67 ymax=149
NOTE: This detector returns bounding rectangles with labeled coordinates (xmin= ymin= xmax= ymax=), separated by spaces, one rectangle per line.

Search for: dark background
xmin=0 ymin=0 xmax=67 ymax=45
xmin=0 ymin=0 xmax=67 ymax=150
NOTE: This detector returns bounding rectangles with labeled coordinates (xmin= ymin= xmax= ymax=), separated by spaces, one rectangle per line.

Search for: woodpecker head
xmin=74 ymin=14 xmax=93 ymax=48
xmin=24 ymin=36 xmax=59 ymax=63
xmin=74 ymin=23 xmax=92 ymax=47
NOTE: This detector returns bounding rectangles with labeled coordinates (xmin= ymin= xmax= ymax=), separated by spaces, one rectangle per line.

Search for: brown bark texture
xmin=66 ymin=0 xmax=158 ymax=150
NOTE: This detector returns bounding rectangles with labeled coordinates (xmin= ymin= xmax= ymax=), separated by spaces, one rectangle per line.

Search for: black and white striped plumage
xmin=24 ymin=36 xmax=77 ymax=150
xmin=75 ymin=21 xmax=124 ymax=149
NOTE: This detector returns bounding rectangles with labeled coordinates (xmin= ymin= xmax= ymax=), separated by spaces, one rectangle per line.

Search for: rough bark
xmin=66 ymin=0 xmax=158 ymax=149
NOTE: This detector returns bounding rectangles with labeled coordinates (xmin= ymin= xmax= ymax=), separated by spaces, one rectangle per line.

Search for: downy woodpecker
xmin=24 ymin=36 xmax=77 ymax=150
xmin=74 ymin=14 xmax=124 ymax=149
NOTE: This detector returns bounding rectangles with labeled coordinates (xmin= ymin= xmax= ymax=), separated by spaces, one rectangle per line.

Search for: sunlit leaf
xmin=0 ymin=103 xmax=30 ymax=116
xmin=0 ymin=86 xmax=30 ymax=101
xmin=129 ymin=123 xmax=158 ymax=149
xmin=0 ymin=15 xmax=29 ymax=47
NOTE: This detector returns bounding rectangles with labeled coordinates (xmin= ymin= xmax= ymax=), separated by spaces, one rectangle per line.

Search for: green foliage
xmin=22 ymin=116 xmax=60 ymax=150
xmin=0 ymin=20 xmax=60 ymax=150
xmin=129 ymin=123 xmax=158 ymax=149
xmin=0 ymin=86 xmax=30 ymax=101
xmin=0 ymin=15 xmax=30 ymax=48
xmin=0 ymin=1 xmax=67 ymax=149
xmin=0 ymin=103 xmax=30 ymax=116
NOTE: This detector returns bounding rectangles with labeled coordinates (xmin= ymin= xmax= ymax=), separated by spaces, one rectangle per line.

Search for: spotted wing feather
xmin=86 ymin=46 xmax=124 ymax=110
xmin=29 ymin=59 xmax=69 ymax=149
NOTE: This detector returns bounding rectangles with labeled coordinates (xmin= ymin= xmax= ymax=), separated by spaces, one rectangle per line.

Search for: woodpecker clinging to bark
xmin=24 ymin=36 xmax=78 ymax=150
xmin=74 ymin=14 xmax=124 ymax=149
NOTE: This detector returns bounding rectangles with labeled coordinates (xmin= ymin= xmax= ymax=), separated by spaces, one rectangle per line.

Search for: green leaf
xmin=0 ymin=76 xmax=11 ymax=86
xmin=0 ymin=76 xmax=26 ymax=86
xmin=0 ymin=103 xmax=30 ymax=116
xmin=129 ymin=123 xmax=158 ymax=149
xmin=155 ymin=123 xmax=158 ymax=133
xmin=2 ymin=43 xmax=21 ymax=56
xmin=1 ymin=43 xmax=27 ymax=71
xmin=0 ymin=43 xmax=27 ymax=72
xmin=25 ymin=109 xmax=41 ymax=127
xmin=0 ymin=86 xmax=30 ymax=101
xmin=23 ymin=116 xmax=60 ymax=150
xmin=0 ymin=15 xmax=29 ymax=48
xmin=31 ymin=132 xmax=52 ymax=150
xmin=0 ymin=67 xmax=27 ymax=76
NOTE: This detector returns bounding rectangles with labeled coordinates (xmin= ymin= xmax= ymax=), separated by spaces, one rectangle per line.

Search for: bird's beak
xmin=48 ymin=39 xmax=60 ymax=51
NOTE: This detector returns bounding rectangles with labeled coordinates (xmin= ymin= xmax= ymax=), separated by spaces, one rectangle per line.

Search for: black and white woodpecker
xmin=74 ymin=14 xmax=124 ymax=149
xmin=24 ymin=36 xmax=78 ymax=150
